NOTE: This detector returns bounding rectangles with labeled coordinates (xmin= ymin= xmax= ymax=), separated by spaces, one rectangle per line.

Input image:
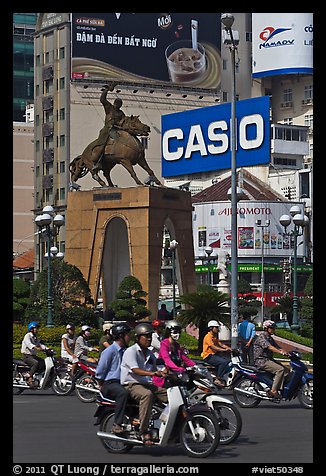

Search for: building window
xmin=59 ymin=108 xmax=65 ymax=120
xmin=59 ymin=187 xmax=66 ymax=200
xmin=59 ymin=47 xmax=65 ymax=59
xmin=283 ymin=88 xmax=292 ymax=102
xmin=283 ymin=117 xmax=293 ymax=125
xmin=222 ymin=59 xmax=227 ymax=71
xmin=36 ymin=55 xmax=40 ymax=66
xmin=246 ymin=32 xmax=252 ymax=42
xmin=59 ymin=135 xmax=65 ymax=147
xmin=59 ymin=161 xmax=66 ymax=173
xmin=45 ymin=52 xmax=50 ymax=64
xmin=304 ymin=85 xmax=313 ymax=100
xmin=273 ymin=157 xmax=297 ymax=167
xmin=59 ymin=77 xmax=65 ymax=89
xmin=141 ymin=137 xmax=148 ymax=149
xmin=304 ymin=114 xmax=313 ymax=129
xmin=35 ymin=84 xmax=40 ymax=96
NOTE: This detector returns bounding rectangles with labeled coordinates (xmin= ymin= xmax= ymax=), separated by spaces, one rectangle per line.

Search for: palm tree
xmin=177 ymin=285 xmax=230 ymax=353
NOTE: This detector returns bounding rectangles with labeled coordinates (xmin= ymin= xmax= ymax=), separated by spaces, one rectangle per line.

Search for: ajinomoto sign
xmin=193 ymin=200 xmax=307 ymax=259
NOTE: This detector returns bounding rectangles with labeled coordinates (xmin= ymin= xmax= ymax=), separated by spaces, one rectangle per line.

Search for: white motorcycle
xmin=187 ymin=365 xmax=242 ymax=445
xmin=13 ymin=348 xmax=73 ymax=396
xmin=94 ymin=370 xmax=220 ymax=458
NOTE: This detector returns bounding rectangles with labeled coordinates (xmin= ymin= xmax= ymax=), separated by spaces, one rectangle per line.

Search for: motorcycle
xmin=13 ymin=348 xmax=73 ymax=396
xmin=74 ymin=360 xmax=100 ymax=403
xmin=227 ymin=350 xmax=313 ymax=409
xmin=94 ymin=369 xmax=220 ymax=458
xmin=186 ymin=364 xmax=242 ymax=445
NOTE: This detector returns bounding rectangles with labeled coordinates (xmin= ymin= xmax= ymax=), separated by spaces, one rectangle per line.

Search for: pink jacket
xmin=152 ymin=338 xmax=195 ymax=387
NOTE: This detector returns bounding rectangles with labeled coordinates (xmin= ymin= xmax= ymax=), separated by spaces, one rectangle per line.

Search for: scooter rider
xmin=95 ymin=323 xmax=131 ymax=435
xmin=253 ymin=320 xmax=290 ymax=399
xmin=21 ymin=321 xmax=46 ymax=386
xmin=201 ymin=320 xmax=232 ymax=387
xmin=74 ymin=325 xmax=99 ymax=363
xmin=120 ymin=322 xmax=168 ymax=446
xmin=61 ymin=323 xmax=79 ymax=375
xmin=153 ymin=320 xmax=195 ymax=387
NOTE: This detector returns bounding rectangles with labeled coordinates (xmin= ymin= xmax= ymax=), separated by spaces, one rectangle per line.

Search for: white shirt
xmin=120 ymin=343 xmax=156 ymax=385
xmin=61 ymin=332 xmax=76 ymax=359
xmin=149 ymin=332 xmax=161 ymax=357
xmin=21 ymin=332 xmax=44 ymax=355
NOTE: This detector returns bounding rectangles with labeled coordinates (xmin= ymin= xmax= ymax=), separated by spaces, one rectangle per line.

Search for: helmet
xmin=208 ymin=320 xmax=220 ymax=328
xmin=263 ymin=320 xmax=276 ymax=329
xmin=111 ymin=323 xmax=131 ymax=339
xmin=28 ymin=321 xmax=39 ymax=332
xmin=165 ymin=320 xmax=182 ymax=331
xmin=66 ymin=323 xmax=75 ymax=330
xmin=152 ymin=319 xmax=164 ymax=329
xmin=81 ymin=325 xmax=91 ymax=332
xmin=134 ymin=322 xmax=154 ymax=336
xmin=102 ymin=322 xmax=112 ymax=333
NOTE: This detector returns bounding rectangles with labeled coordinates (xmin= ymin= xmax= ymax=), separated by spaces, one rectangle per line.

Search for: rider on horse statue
xmin=91 ymin=82 xmax=126 ymax=173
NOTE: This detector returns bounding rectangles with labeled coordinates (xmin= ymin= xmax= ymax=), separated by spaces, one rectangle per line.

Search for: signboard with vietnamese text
xmin=71 ymin=13 xmax=222 ymax=90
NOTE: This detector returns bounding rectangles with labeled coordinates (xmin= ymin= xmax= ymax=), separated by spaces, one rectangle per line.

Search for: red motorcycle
xmin=72 ymin=360 xmax=100 ymax=403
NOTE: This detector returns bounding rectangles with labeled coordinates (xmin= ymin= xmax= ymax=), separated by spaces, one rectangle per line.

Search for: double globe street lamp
xmin=35 ymin=206 xmax=65 ymax=327
xmin=279 ymin=205 xmax=309 ymax=334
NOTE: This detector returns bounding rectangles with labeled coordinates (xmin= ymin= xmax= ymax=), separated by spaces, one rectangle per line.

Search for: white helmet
xmin=208 ymin=320 xmax=220 ymax=328
xmin=102 ymin=322 xmax=112 ymax=333
xmin=81 ymin=325 xmax=91 ymax=332
xmin=263 ymin=320 xmax=276 ymax=329
xmin=165 ymin=320 xmax=182 ymax=331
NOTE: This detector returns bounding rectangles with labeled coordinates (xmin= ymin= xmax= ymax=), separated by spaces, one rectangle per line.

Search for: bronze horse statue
xmin=69 ymin=115 xmax=162 ymax=187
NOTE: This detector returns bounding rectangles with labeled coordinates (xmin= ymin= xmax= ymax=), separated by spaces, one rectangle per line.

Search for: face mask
xmin=85 ymin=331 xmax=91 ymax=337
xmin=170 ymin=332 xmax=180 ymax=341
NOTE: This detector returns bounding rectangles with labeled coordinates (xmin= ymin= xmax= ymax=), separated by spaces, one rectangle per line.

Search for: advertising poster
xmin=252 ymin=13 xmax=313 ymax=77
xmin=71 ymin=13 xmax=222 ymax=89
xmin=193 ymin=201 xmax=306 ymax=258
xmin=162 ymin=96 xmax=271 ymax=177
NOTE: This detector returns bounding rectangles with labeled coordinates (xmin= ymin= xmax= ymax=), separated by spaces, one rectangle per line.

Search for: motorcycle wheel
xmin=213 ymin=402 xmax=242 ymax=445
xmin=180 ymin=411 xmax=220 ymax=458
xmin=51 ymin=370 xmax=74 ymax=396
xmin=75 ymin=375 xmax=98 ymax=403
xmin=99 ymin=413 xmax=133 ymax=454
xmin=233 ymin=378 xmax=262 ymax=408
xmin=13 ymin=370 xmax=25 ymax=395
xmin=298 ymin=380 xmax=313 ymax=409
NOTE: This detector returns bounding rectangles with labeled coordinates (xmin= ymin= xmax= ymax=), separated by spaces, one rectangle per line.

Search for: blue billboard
xmin=161 ymin=96 xmax=270 ymax=177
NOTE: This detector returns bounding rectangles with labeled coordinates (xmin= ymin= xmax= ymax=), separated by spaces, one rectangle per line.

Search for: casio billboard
xmin=161 ymin=96 xmax=270 ymax=177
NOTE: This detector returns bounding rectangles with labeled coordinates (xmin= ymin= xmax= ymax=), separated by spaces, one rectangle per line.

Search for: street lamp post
xmin=35 ymin=206 xmax=65 ymax=327
xmin=205 ymin=246 xmax=213 ymax=286
xmin=221 ymin=13 xmax=240 ymax=349
xmin=255 ymin=219 xmax=270 ymax=322
xmin=169 ymin=239 xmax=178 ymax=318
xmin=279 ymin=206 xmax=309 ymax=334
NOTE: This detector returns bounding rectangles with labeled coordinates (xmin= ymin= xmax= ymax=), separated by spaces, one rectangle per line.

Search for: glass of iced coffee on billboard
xmin=165 ymin=40 xmax=206 ymax=84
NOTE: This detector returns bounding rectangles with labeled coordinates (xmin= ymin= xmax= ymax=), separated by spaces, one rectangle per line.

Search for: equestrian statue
xmin=69 ymin=82 xmax=162 ymax=188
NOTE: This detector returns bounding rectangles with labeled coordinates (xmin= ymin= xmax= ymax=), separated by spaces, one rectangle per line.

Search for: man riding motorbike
xmin=21 ymin=321 xmax=46 ymax=386
xmin=95 ymin=323 xmax=131 ymax=435
xmin=253 ymin=320 xmax=290 ymax=399
xmin=201 ymin=320 xmax=232 ymax=387
xmin=120 ymin=322 xmax=167 ymax=446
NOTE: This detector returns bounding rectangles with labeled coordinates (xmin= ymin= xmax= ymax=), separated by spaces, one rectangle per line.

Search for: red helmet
xmin=152 ymin=319 xmax=164 ymax=329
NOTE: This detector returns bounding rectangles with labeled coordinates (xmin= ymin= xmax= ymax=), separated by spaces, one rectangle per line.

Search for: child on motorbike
xmin=152 ymin=320 xmax=195 ymax=387
xmin=21 ymin=321 xmax=47 ymax=386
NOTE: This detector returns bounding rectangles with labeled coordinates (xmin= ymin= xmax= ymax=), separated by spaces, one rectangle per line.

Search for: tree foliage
xmin=109 ymin=275 xmax=151 ymax=324
xmin=177 ymin=285 xmax=230 ymax=352
xmin=24 ymin=260 xmax=94 ymax=326
xmin=13 ymin=278 xmax=31 ymax=321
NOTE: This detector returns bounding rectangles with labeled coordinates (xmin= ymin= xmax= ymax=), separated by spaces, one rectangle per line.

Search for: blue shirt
xmin=95 ymin=341 xmax=125 ymax=381
xmin=238 ymin=320 xmax=256 ymax=341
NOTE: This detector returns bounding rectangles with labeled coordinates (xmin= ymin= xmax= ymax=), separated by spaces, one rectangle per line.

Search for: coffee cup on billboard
xmin=165 ymin=40 xmax=206 ymax=84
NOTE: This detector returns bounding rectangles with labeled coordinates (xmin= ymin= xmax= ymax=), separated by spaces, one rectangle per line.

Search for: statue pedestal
xmin=64 ymin=186 xmax=196 ymax=316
